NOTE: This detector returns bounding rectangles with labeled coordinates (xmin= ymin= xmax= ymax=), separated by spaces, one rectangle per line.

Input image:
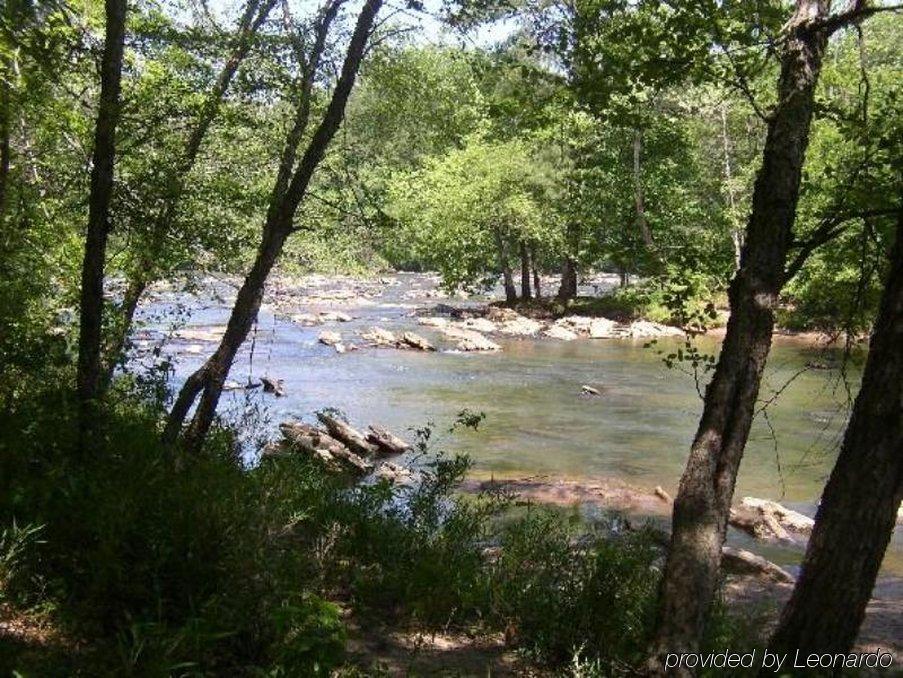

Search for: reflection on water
xmin=135 ymin=273 xmax=900 ymax=573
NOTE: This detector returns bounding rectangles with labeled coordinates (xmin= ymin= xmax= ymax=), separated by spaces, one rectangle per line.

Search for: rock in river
xmin=400 ymin=332 xmax=435 ymax=351
xmin=319 ymin=330 xmax=342 ymax=347
xmin=543 ymin=325 xmax=578 ymax=341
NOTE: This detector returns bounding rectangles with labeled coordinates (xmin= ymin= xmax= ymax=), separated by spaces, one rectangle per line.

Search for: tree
xmin=99 ymin=0 xmax=278 ymax=393
xmin=768 ymin=211 xmax=901 ymax=656
xmin=76 ymin=0 xmax=127 ymax=445
xmin=386 ymin=135 xmax=550 ymax=300
xmin=163 ymin=0 xmax=384 ymax=454
xmin=647 ymin=0 xmax=901 ymax=668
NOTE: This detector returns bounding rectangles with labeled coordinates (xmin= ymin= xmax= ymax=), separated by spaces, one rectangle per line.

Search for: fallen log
xmin=316 ymin=413 xmax=378 ymax=457
xmin=366 ymin=424 xmax=412 ymax=455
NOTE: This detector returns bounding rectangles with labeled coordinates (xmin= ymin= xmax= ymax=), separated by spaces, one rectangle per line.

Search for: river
xmin=132 ymin=272 xmax=901 ymax=575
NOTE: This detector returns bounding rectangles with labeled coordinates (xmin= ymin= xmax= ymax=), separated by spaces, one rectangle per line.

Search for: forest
xmin=0 ymin=0 xmax=901 ymax=674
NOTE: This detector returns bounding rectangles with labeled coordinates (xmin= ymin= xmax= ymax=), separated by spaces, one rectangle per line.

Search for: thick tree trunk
xmin=557 ymin=256 xmax=577 ymax=300
xmin=520 ymin=241 xmax=532 ymax=300
xmin=75 ymin=0 xmax=127 ymax=444
xmin=100 ymin=0 xmax=278 ymax=391
xmin=647 ymin=1 xmax=830 ymax=669
xmin=768 ymin=213 xmax=903 ymax=656
xmin=163 ymin=0 xmax=382 ymax=453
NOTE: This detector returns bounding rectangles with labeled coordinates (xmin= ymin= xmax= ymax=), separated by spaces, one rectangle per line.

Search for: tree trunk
xmin=768 ymin=212 xmax=903 ymax=656
xmin=75 ymin=0 xmax=127 ymax=445
xmin=647 ymin=1 xmax=831 ymax=668
xmin=494 ymin=227 xmax=518 ymax=303
xmin=520 ymin=241 xmax=532 ymax=300
xmin=163 ymin=0 xmax=383 ymax=453
xmin=0 ymin=58 xmax=9 ymax=216
xmin=633 ymin=129 xmax=654 ymax=250
xmin=557 ymin=222 xmax=579 ymax=301
xmin=100 ymin=0 xmax=278 ymax=391
xmin=531 ymin=244 xmax=542 ymax=299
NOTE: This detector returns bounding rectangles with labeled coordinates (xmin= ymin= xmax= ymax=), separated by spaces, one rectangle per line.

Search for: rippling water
xmin=133 ymin=272 xmax=900 ymax=573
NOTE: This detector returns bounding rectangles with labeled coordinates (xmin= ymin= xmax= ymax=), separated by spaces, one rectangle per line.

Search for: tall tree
xmin=768 ymin=212 xmax=902 ymax=655
xmin=75 ymin=0 xmax=127 ymax=443
xmin=646 ymin=0 xmax=900 ymax=668
xmin=163 ymin=0 xmax=383 ymax=453
xmin=100 ymin=0 xmax=278 ymax=392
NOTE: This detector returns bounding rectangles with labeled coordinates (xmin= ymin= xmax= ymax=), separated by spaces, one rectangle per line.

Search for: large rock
xmin=588 ymin=318 xmax=618 ymax=338
xmin=290 ymin=312 xmax=321 ymax=326
xmin=625 ymin=320 xmax=683 ymax=339
xmin=485 ymin=306 xmax=522 ymax=323
xmin=543 ymin=325 xmax=578 ymax=341
xmin=400 ymin=332 xmax=435 ymax=351
xmin=443 ymin=326 xmax=501 ymax=352
xmin=730 ymin=497 xmax=814 ymax=542
xmin=460 ymin=317 xmax=497 ymax=333
xmin=498 ymin=316 xmax=542 ymax=336
xmin=361 ymin=327 xmax=396 ymax=346
xmin=318 ymin=330 xmax=342 ymax=347
xmin=555 ymin=316 xmax=594 ymax=335
xmin=174 ymin=326 xmax=226 ymax=342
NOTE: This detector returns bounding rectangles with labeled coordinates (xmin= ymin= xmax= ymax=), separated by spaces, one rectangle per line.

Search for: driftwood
xmin=317 ymin=412 xmax=378 ymax=457
xmin=366 ymin=424 xmax=411 ymax=455
xmin=581 ymin=384 xmax=601 ymax=396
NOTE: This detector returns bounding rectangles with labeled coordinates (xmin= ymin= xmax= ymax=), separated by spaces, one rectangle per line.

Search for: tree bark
xmin=0 ymin=58 xmax=9 ymax=217
xmin=646 ymin=1 xmax=832 ymax=669
xmin=531 ymin=244 xmax=542 ymax=299
xmin=633 ymin=129 xmax=654 ymax=250
xmin=100 ymin=0 xmax=278 ymax=390
xmin=557 ymin=222 xmax=579 ymax=301
xmin=768 ymin=212 xmax=902 ymax=657
xmin=163 ymin=0 xmax=382 ymax=453
xmin=520 ymin=241 xmax=533 ymax=300
xmin=494 ymin=227 xmax=518 ymax=303
xmin=75 ymin=0 xmax=127 ymax=445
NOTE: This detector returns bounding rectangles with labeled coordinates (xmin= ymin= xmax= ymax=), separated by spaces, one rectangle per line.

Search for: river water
xmin=134 ymin=272 xmax=901 ymax=573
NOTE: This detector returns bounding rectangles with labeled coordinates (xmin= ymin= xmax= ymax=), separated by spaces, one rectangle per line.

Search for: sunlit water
xmin=133 ymin=272 xmax=900 ymax=574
